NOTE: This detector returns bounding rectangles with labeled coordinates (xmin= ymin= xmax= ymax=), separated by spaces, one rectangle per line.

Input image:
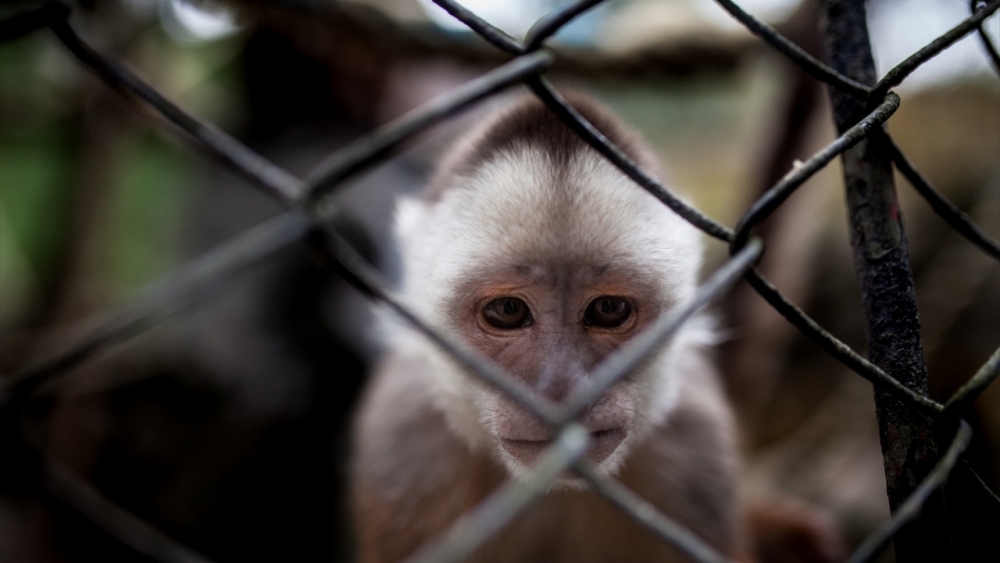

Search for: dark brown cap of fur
xmin=425 ymin=91 xmax=658 ymax=201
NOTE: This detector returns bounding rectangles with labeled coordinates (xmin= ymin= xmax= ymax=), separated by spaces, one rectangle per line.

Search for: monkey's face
xmin=392 ymin=123 xmax=702 ymax=478
xmin=450 ymin=259 xmax=679 ymax=476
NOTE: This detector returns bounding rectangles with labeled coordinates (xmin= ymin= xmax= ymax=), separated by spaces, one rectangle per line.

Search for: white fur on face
xmin=397 ymin=147 xmax=701 ymax=320
xmin=387 ymin=144 xmax=706 ymax=476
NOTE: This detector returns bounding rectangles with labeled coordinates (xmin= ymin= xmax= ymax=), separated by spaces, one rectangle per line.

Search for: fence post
xmin=817 ymin=0 xmax=950 ymax=560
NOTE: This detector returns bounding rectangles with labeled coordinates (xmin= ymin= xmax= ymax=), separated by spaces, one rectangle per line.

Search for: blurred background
xmin=0 ymin=0 xmax=997 ymax=561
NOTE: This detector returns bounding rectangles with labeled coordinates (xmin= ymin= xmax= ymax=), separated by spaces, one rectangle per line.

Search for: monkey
xmin=351 ymin=92 xmax=744 ymax=562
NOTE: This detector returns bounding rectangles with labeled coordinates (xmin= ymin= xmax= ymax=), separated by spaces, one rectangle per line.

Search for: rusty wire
xmin=1 ymin=1 xmax=998 ymax=562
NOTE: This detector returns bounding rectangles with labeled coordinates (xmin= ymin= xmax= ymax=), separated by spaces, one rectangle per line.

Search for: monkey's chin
xmin=502 ymin=457 xmax=627 ymax=492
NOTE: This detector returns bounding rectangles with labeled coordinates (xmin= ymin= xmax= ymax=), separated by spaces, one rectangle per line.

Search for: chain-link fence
xmin=1 ymin=0 xmax=998 ymax=562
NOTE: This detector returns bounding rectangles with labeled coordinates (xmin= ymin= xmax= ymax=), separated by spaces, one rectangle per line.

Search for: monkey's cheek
xmin=498 ymin=427 xmax=626 ymax=467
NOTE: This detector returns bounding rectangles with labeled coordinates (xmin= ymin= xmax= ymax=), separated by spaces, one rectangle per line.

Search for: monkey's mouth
xmin=499 ymin=428 xmax=626 ymax=466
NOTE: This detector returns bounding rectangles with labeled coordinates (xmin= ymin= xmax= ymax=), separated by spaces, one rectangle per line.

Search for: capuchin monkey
xmin=350 ymin=93 xmax=839 ymax=563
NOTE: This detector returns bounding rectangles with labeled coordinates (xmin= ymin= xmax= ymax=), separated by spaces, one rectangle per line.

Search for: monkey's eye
xmin=482 ymin=298 xmax=532 ymax=329
xmin=584 ymin=296 xmax=632 ymax=328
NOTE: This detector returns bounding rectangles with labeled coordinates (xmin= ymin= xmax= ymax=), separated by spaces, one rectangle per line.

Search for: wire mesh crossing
xmin=1 ymin=1 xmax=998 ymax=562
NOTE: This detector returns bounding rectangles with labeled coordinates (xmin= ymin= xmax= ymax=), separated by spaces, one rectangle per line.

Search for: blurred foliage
xmin=0 ymin=8 xmax=247 ymax=328
xmin=0 ymin=30 xmax=79 ymax=324
xmin=100 ymin=133 xmax=194 ymax=297
xmin=0 ymin=124 xmax=74 ymax=300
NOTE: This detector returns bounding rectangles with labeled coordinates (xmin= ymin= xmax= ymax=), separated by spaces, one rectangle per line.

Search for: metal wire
xmin=527 ymin=76 xmax=735 ymax=242
xmin=1 ymin=1 xmax=998 ymax=562
xmin=845 ymin=421 xmax=973 ymax=563
xmin=730 ymin=95 xmax=900 ymax=253
xmin=712 ymin=0 xmax=871 ymax=99
xmin=556 ymin=240 xmax=763 ymax=424
xmin=867 ymin=0 xmax=1000 ymax=105
xmin=43 ymin=458 xmax=217 ymax=563
xmin=8 ymin=211 xmax=311 ymax=400
xmin=887 ymin=137 xmax=1000 ymax=260
xmin=574 ymin=462 xmax=737 ymax=563
xmin=524 ymin=0 xmax=605 ymax=51
xmin=304 ymin=50 xmax=553 ymax=200
xmin=0 ymin=2 xmax=68 ymax=42
xmin=972 ymin=0 xmax=1000 ymax=74
xmin=430 ymin=0 xmax=525 ymax=55
xmin=743 ymin=267 xmax=945 ymax=417
xmin=49 ymin=18 xmax=305 ymax=206
xmin=403 ymin=425 xmax=590 ymax=563
xmin=945 ymin=347 xmax=1000 ymax=414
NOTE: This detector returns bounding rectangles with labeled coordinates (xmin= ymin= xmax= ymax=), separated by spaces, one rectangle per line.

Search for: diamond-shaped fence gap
xmin=886 ymin=136 xmax=1000 ymax=260
xmin=729 ymin=94 xmax=901 ymax=253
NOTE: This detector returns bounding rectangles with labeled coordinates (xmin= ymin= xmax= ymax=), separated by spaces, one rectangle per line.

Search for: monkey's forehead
xmin=397 ymin=146 xmax=702 ymax=302
xmin=441 ymin=148 xmax=691 ymax=248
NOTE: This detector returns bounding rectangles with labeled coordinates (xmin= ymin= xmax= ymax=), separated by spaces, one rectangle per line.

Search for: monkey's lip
xmin=499 ymin=428 xmax=625 ymax=466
